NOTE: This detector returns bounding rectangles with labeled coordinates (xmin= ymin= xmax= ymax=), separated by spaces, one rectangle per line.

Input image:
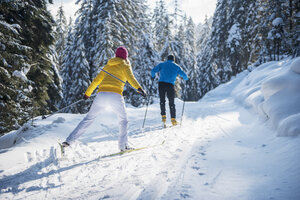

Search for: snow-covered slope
xmin=0 ymin=58 xmax=299 ymax=200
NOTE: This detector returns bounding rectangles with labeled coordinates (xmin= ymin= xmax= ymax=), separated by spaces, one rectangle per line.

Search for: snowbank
xmin=232 ymin=57 xmax=300 ymax=136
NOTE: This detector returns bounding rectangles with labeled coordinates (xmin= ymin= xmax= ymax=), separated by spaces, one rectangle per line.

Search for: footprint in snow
xmin=52 ymin=117 xmax=66 ymax=124
xmin=180 ymin=193 xmax=191 ymax=199
xmin=25 ymin=152 xmax=33 ymax=162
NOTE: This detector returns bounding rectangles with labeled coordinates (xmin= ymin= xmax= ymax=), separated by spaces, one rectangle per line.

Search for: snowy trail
xmin=1 ymin=58 xmax=300 ymax=199
xmin=1 ymin=96 xmax=298 ymax=200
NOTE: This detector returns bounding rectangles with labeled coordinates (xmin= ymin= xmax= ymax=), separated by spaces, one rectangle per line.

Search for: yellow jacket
xmin=85 ymin=57 xmax=142 ymax=96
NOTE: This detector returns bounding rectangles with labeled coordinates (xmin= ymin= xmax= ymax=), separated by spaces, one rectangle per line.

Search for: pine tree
xmin=126 ymin=33 xmax=160 ymax=107
xmin=0 ymin=0 xmax=61 ymax=135
xmin=61 ymin=18 xmax=90 ymax=113
xmin=152 ymin=0 xmax=173 ymax=59
xmin=54 ymin=5 xmax=68 ymax=69
xmin=93 ymin=0 xmax=148 ymax=67
xmin=184 ymin=17 xmax=199 ymax=101
xmin=196 ymin=16 xmax=212 ymax=52
xmin=195 ymin=0 xmax=299 ymax=103
xmin=288 ymin=0 xmax=300 ymax=56
xmin=76 ymin=0 xmax=95 ymax=79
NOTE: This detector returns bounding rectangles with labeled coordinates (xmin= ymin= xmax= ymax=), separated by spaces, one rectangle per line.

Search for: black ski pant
xmin=158 ymin=82 xmax=176 ymax=118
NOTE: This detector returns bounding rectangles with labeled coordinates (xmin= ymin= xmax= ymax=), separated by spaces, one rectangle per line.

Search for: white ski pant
xmin=66 ymin=92 xmax=128 ymax=150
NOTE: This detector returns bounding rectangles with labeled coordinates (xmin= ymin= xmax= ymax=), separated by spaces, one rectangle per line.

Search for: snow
xmin=227 ymin=23 xmax=241 ymax=48
xmin=233 ymin=58 xmax=300 ymax=136
xmin=0 ymin=58 xmax=300 ymax=199
xmin=12 ymin=70 xmax=28 ymax=82
xmin=272 ymin=17 xmax=283 ymax=27
xmin=291 ymin=57 xmax=300 ymax=74
xmin=0 ymin=20 xmax=21 ymax=35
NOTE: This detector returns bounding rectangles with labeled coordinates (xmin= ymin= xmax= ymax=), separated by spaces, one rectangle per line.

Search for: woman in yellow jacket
xmin=62 ymin=46 xmax=146 ymax=151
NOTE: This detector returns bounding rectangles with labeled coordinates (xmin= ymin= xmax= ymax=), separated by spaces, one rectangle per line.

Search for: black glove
xmin=83 ymin=94 xmax=89 ymax=100
xmin=137 ymin=88 xmax=147 ymax=97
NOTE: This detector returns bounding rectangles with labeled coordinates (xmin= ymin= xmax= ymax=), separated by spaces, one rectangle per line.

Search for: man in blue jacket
xmin=151 ymin=55 xmax=188 ymax=127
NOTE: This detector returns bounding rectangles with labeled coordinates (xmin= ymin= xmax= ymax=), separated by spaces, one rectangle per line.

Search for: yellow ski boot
xmin=171 ymin=118 xmax=178 ymax=126
xmin=162 ymin=115 xmax=167 ymax=128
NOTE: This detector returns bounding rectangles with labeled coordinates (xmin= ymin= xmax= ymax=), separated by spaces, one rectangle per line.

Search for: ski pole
xmin=180 ymin=83 xmax=187 ymax=126
xmin=42 ymin=94 xmax=96 ymax=119
xmin=142 ymin=94 xmax=151 ymax=128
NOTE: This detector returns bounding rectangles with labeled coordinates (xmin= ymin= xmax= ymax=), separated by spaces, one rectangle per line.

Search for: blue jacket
xmin=151 ymin=60 xmax=188 ymax=85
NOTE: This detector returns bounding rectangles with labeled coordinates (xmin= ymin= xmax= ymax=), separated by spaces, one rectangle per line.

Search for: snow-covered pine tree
xmin=184 ymin=17 xmax=199 ymax=101
xmin=256 ymin=0 xmax=299 ymax=62
xmin=197 ymin=0 xmax=256 ymax=85
xmin=0 ymin=0 xmax=61 ymax=135
xmin=76 ymin=0 xmax=95 ymax=79
xmin=61 ymin=21 xmax=74 ymax=110
xmin=170 ymin=23 xmax=186 ymax=69
xmin=203 ymin=0 xmax=229 ymax=84
xmin=92 ymin=0 xmax=144 ymax=65
xmin=54 ymin=4 xmax=68 ymax=69
xmin=266 ymin=0 xmax=287 ymax=61
xmin=61 ymin=18 xmax=90 ymax=113
xmin=225 ymin=0 xmax=252 ymax=75
xmin=195 ymin=16 xmax=212 ymax=100
xmin=152 ymin=0 xmax=174 ymax=60
xmin=171 ymin=0 xmax=183 ymax=33
xmin=195 ymin=0 xmax=299 ymax=103
xmin=287 ymin=0 xmax=300 ymax=56
xmin=126 ymin=33 xmax=160 ymax=107
xmin=152 ymin=0 xmax=167 ymax=52
xmin=92 ymin=1 xmax=114 ymax=69
xmin=196 ymin=0 xmax=229 ymax=97
xmin=196 ymin=15 xmax=212 ymax=52
xmin=60 ymin=0 xmax=95 ymax=113
xmin=245 ymin=1 xmax=263 ymax=65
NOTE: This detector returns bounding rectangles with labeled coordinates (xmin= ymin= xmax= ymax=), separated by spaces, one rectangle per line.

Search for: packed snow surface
xmin=0 ymin=58 xmax=299 ymax=200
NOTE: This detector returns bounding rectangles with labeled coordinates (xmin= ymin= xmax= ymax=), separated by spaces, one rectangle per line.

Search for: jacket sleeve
xmin=124 ymin=63 xmax=142 ymax=90
xmin=85 ymin=70 xmax=105 ymax=96
xmin=151 ymin=63 xmax=161 ymax=78
xmin=177 ymin=66 xmax=188 ymax=80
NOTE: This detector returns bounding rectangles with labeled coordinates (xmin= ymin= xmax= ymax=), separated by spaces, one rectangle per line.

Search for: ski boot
xmin=121 ymin=144 xmax=134 ymax=152
xmin=59 ymin=141 xmax=70 ymax=156
xmin=162 ymin=115 xmax=167 ymax=128
xmin=62 ymin=142 xmax=70 ymax=147
xmin=171 ymin=118 xmax=178 ymax=126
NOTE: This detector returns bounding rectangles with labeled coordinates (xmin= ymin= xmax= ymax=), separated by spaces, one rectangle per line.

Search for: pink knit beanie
xmin=115 ymin=46 xmax=128 ymax=60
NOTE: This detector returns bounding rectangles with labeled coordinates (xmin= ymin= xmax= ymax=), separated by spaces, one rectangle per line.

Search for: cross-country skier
xmin=151 ymin=55 xmax=188 ymax=127
xmin=62 ymin=46 xmax=146 ymax=151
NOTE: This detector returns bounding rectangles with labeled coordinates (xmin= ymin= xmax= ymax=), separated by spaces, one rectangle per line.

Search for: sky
xmin=47 ymin=0 xmax=217 ymax=25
